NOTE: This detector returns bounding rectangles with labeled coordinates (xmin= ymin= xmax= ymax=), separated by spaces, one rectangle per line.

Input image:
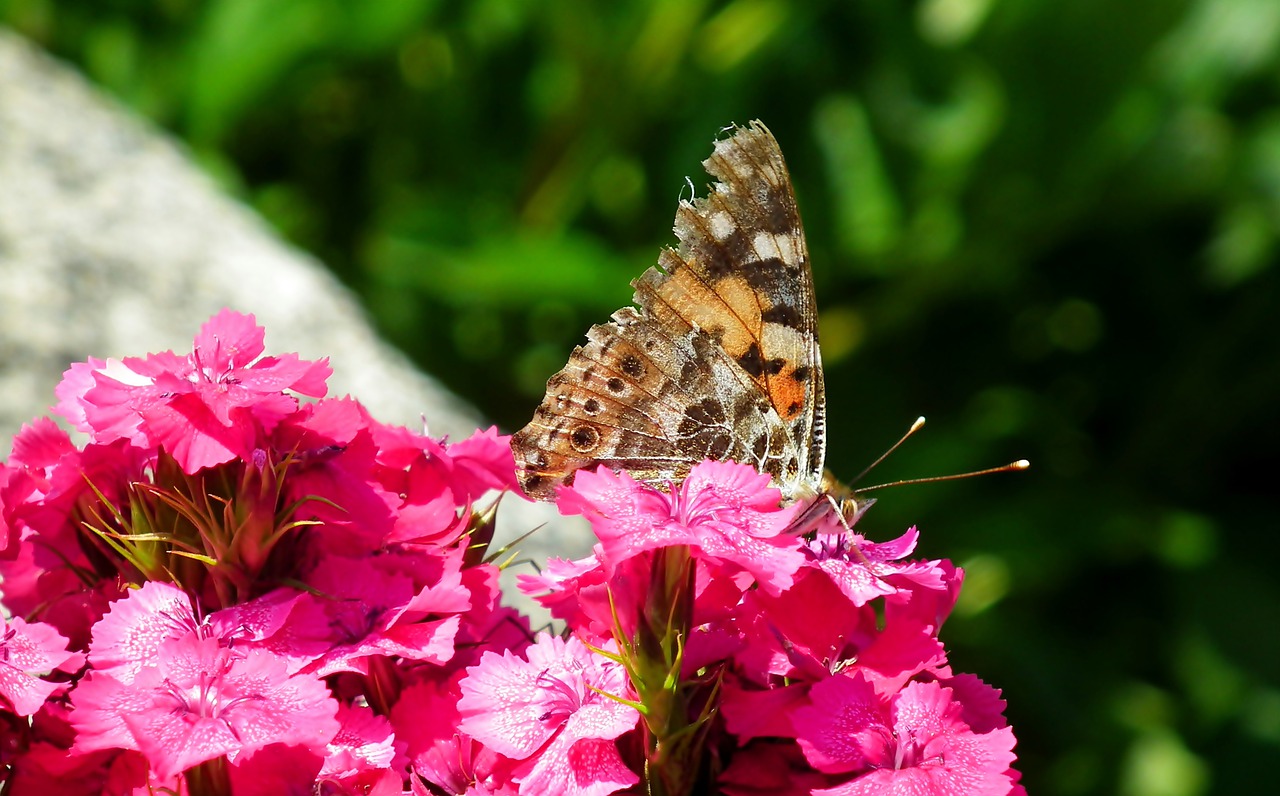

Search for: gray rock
xmin=0 ymin=31 xmax=480 ymax=445
xmin=0 ymin=30 xmax=588 ymax=622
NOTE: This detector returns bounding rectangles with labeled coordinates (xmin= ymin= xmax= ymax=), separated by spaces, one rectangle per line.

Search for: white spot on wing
xmin=753 ymin=232 xmax=782 ymax=260
xmin=711 ymin=211 xmax=736 ymax=241
xmin=753 ymin=232 xmax=800 ymax=264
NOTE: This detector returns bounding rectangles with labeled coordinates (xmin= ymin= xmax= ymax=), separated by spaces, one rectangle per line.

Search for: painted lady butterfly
xmin=512 ymin=121 xmax=859 ymax=520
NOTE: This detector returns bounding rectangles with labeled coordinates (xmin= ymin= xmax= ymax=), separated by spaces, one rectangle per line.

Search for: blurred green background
xmin=6 ymin=0 xmax=1278 ymax=793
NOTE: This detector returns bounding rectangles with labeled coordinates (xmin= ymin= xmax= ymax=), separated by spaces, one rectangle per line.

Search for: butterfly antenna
xmin=855 ymin=459 xmax=1030 ymax=494
xmin=851 ymin=416 xmax=927 ymax=485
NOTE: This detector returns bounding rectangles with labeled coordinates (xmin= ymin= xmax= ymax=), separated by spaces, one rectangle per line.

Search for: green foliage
xmin=7 ymin=0 xmax=1279 ymax=792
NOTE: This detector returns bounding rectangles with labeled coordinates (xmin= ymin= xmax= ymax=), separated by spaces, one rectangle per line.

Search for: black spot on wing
xmin=761 ymin=304 xmax=803 ymax=329
xmin=621 ymin=354 xmax=646 ymax=379
xmin=570 ymin=425 xmax=600 ymax=452
xmin=737 ymin=343 xmax=766 ymax=378
xmin=677 ymin=398 xmax=727 ymax=436
xmin=736 ymin=342 xmax=787 ymax=378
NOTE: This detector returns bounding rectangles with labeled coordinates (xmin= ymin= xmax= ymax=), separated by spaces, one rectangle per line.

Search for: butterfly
xmin=511 ymin=120 xmax=860 ymax=522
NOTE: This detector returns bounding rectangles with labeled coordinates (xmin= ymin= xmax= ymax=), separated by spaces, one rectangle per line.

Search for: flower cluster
xmin=0 ymin=310 xmax=1022 ymax=795
xmin=511 ymin=465 xmax=1024 ymax=795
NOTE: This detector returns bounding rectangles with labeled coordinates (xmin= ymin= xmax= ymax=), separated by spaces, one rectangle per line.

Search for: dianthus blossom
xmin=0 ymin=308 xmax=1020 ymax=794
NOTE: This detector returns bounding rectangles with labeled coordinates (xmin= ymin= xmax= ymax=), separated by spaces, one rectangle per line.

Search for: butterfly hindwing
xmin=512 ymin=121 xmax=826 ymax=502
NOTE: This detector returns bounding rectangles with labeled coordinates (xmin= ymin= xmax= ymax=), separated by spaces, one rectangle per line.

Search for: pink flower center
xmin=813 ymin=533 xmax=853 ymax=560
xmin=0 ymin=624 xmax=15 ymax=662
xmin=189 ymin=341 xmax=239 ymax=388
xmin=811 ymin=532 xmax=875 ymax=568
xmin=161 ymin=668 xmax=257 ymax=722
xmin=333 ymin=606 xmax=382 ymax=643
xmin=533 ymin=661 xmax=590 ymax=726
xmin=864 ymin=726 xmax=944 ymax=771
xmin=669 ymin=480 xmax=742 ymax=530
xmin=893 ymin=728 xmax=924 ymax=769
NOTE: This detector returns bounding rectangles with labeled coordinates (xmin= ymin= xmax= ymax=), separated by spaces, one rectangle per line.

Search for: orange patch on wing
xmin=770 ymin=368 xmax=808 ymax=421
xmin=661 ymin=270 xmax=762 ymax=359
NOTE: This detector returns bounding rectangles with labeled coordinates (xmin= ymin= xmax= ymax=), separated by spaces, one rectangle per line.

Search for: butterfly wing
xmin=511 ymin=121 xmax=826 ymax=501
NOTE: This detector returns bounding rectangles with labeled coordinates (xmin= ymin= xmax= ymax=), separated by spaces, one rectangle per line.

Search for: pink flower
xmin=263 ymin=555 xmax=462 ymax=678
xmin=318 ymin=703 xmax=398 ymax=782
xmin=71 ymin=635 xmax=340 ymax=779
xmin=518 ymin=553 xmax=613 ymax=639
xmin=371 ymin=424 xmax=517 ymax=548
xmin=1 ymin=420 xmax=148 ymax=579
xmin=792 ymin=673 xmax=1018 ymax=795
xmin=807 ymin=525 xmax=947 ymax=607
xmin=0 ymin=425 xmax=145 ymax=648
xmin=394 ymin=674 xmax=515 ymax=795
xmin=0 ymin=547 xmax=125 ymax=653
xmin=87 ymin=582 xmax=200 ymax=684
xmin=267 ymin=397 xmax=400 ymax=553
xmin=447 ymin=564 xmax=535 ymax=670
xmin=735 ymin=569 xmax=947 ymax=696
xmin=55 ymin=309 xmax=331 ymax=474
xmin=733 ymin=571 xmax=874 ymax=683
xmin=458 ymin=634 xmax=639 ymax=796
xmin=0 ymin=305 xmax=1026 ymax=793
xmin=0 ymin=418 xmax=78 ymax=557
xmin=557 ymin=461 xmax=806 ymax=594
xmin=0 ymin=614 xmax=82 ymax=716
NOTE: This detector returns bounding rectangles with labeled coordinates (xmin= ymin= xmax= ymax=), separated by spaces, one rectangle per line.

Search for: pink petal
xmin=0 ymin=616 xmax=80 ymax=716
xmin=394 ymin=675 xmax=511 ymax=795
xmin=682 ymin=460 xmax=783 ymax=517
xmin=458 ymin=635 xmax=636 ymax=763
xmin=458 ymin=647 xmax=558 ymax=759
xmin=721 ymin=679 xmax=809 ymax=741
xmin=228 ymin=743 xmax=325 ymax=795
xmin=7 ymin=417 xmax=76 ymax=469
xmin=193 ymin=309 xmax=267 ymax=367
xmin=88 ymin=582 xmax=198 ymax=683
xmin=446 ymin=426 xmax=519 ymax=498
xmin=319 ymin=703 xmax=397 ymax=778
xmin=516 ymin=732 xmax=638 ymax=796
xmin=53 ymin=357 xmax=110 ymax=434
xmin=129 ymin=705 xmax=244 ymax=780
xmin=792 ymin=672 xmax=884 ymax=774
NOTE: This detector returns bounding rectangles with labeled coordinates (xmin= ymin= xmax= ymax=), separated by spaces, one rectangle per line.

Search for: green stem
xmin=184 ymin=756 xmax=231 ymax=796
xmin=631 ymin=546 xmax=704 ymax=796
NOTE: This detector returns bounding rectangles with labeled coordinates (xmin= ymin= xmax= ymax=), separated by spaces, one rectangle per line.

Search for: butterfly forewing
xmin=512 ymin=121 xmax=827 ymax=503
